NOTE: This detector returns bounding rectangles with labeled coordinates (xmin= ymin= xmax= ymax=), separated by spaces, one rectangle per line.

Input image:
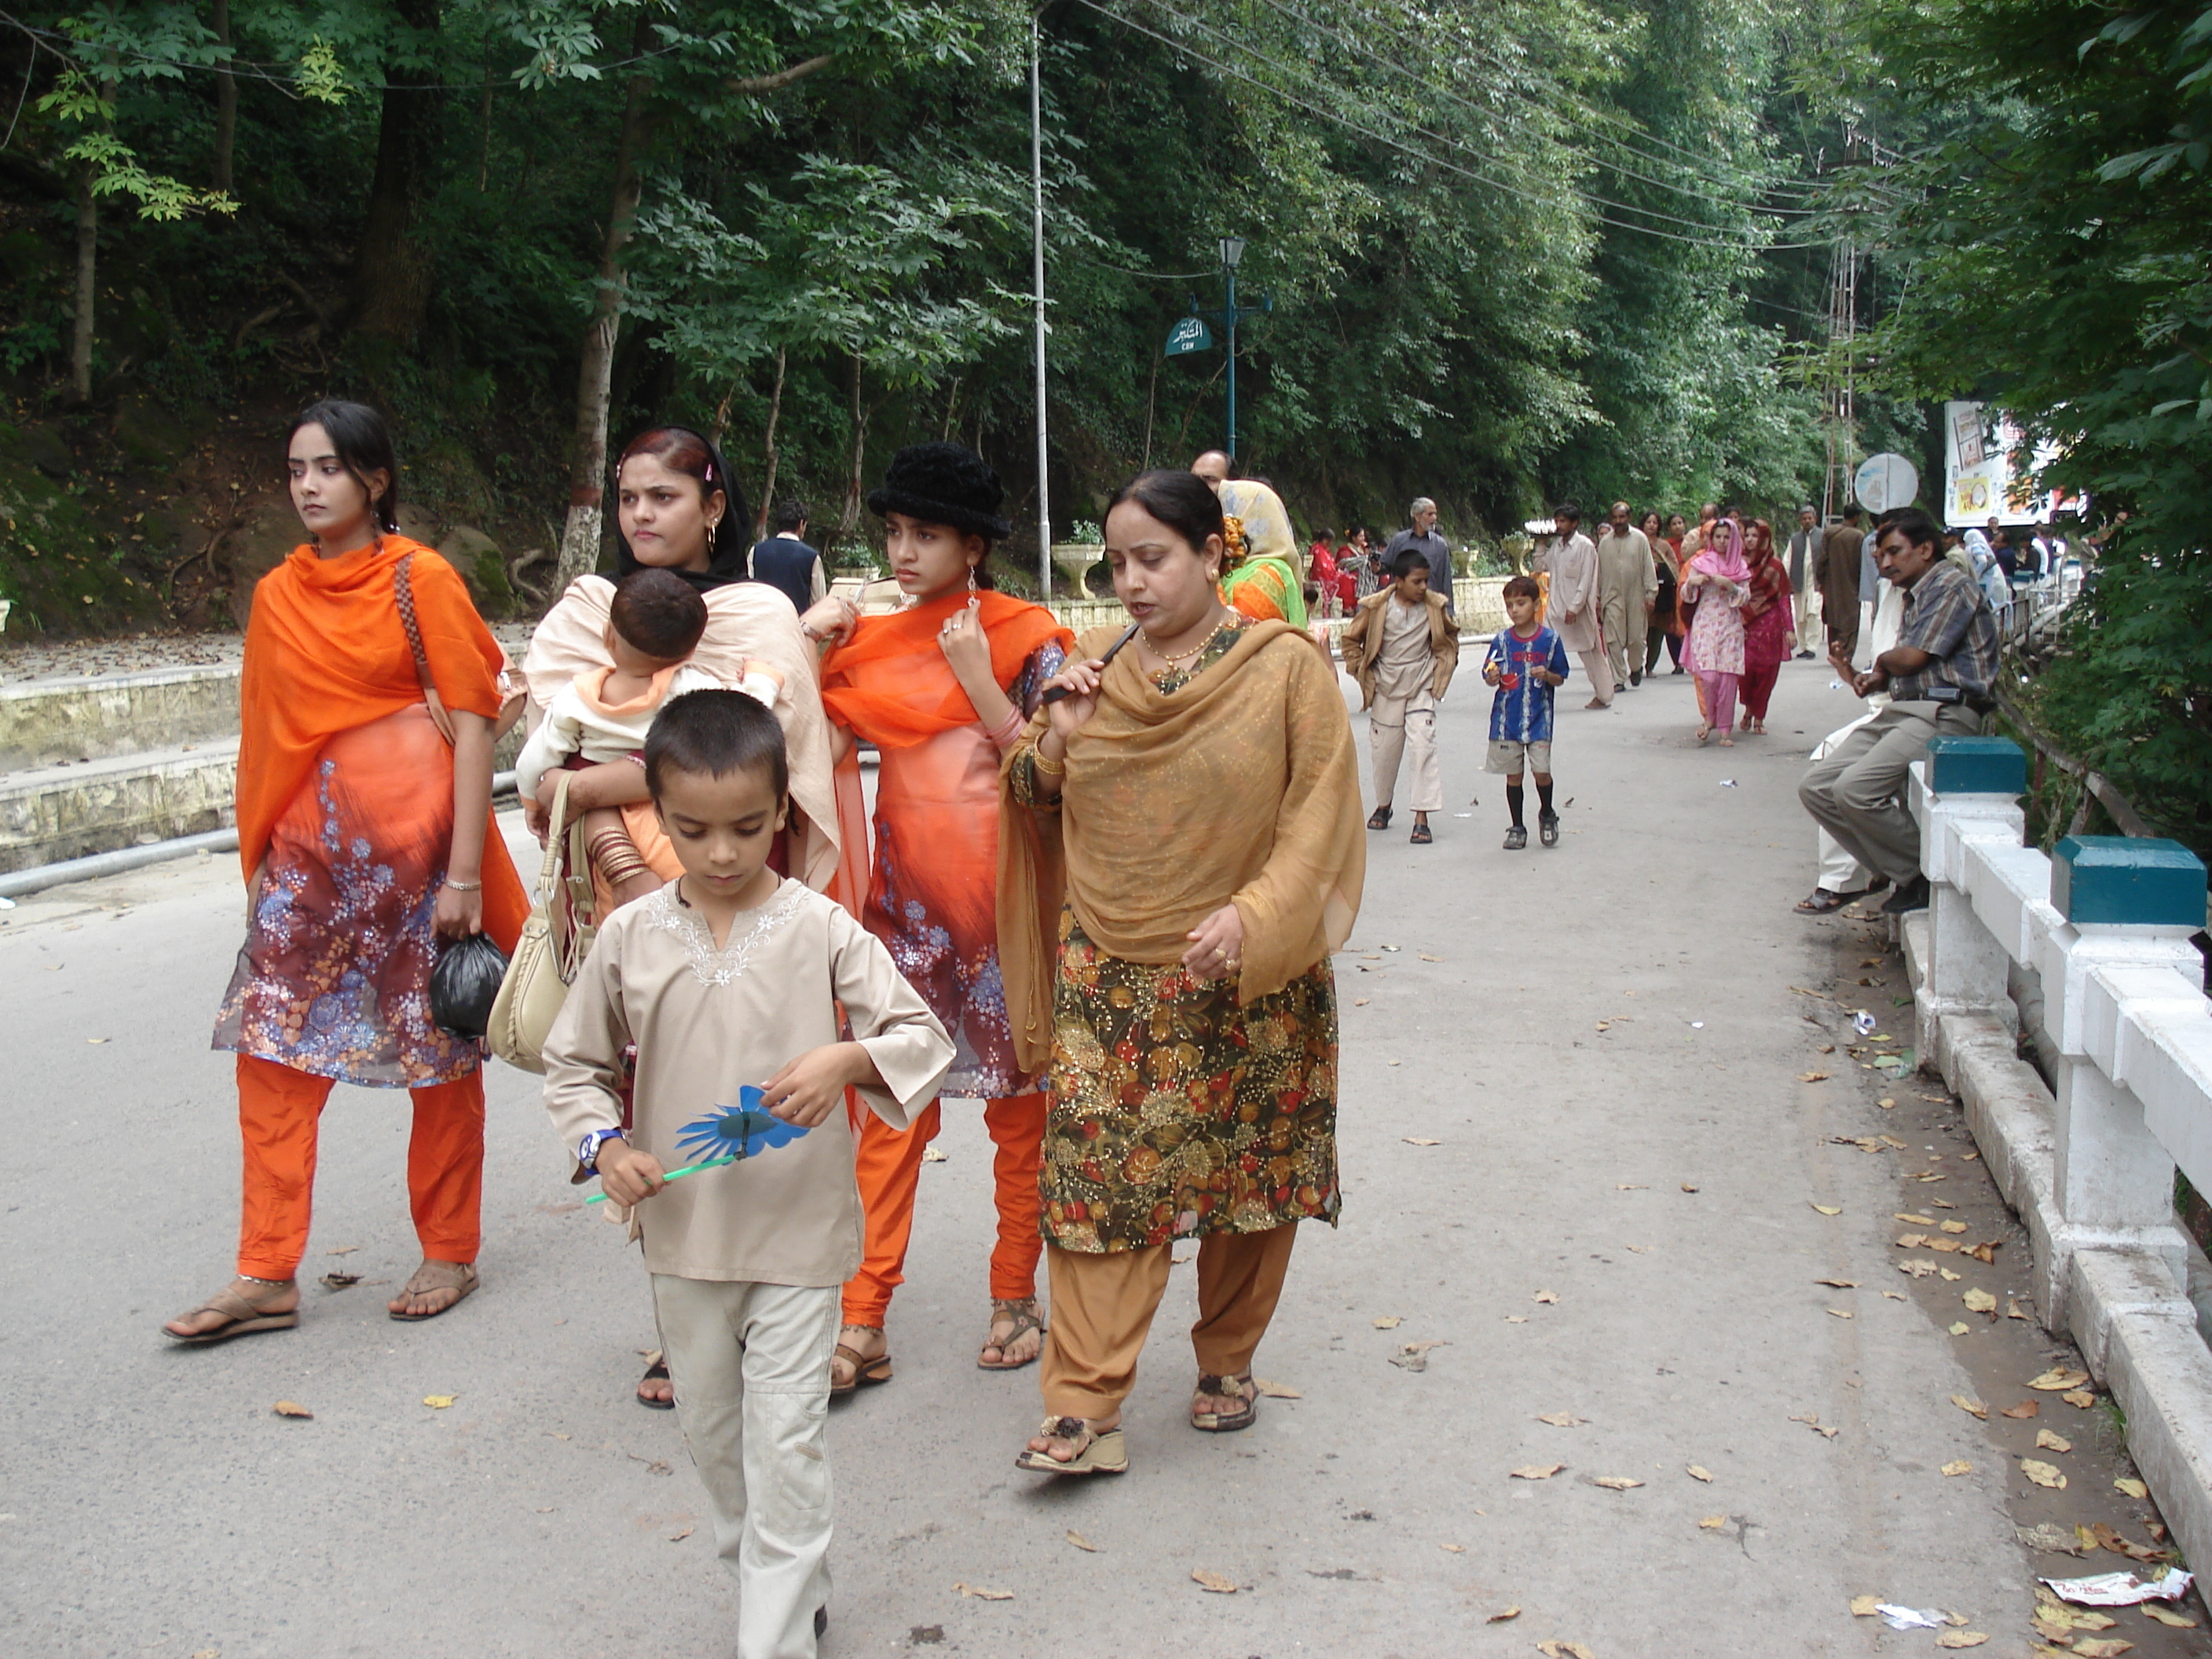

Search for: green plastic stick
xmin=584 ymin=1155 xmax=734 ymax=1203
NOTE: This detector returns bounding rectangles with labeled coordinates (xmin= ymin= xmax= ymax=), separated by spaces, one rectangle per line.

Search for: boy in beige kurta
xmin=543 ymin=690 xmax=952 ymax=1659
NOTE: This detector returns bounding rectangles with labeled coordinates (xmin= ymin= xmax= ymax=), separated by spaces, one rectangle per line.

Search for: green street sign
xmin=1164 ymin=315 xmax=1214 ymax=357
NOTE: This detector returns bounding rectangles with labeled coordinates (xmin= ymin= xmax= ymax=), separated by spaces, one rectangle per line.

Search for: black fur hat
xmin=864 ymin=441 xmax=1013 ymax=541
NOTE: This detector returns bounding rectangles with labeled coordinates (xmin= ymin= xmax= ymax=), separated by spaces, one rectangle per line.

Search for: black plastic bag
xmin=430 ymin=932 xmax=510 ymax=1041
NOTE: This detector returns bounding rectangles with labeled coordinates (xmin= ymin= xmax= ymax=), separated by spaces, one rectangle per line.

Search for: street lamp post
xmin=1219 ymin=236 xmax=1244 ymax=460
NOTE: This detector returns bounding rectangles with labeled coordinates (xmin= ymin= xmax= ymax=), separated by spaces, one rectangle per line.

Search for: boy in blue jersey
xmin=1481 ymin=574 xmax=1571 ymax=849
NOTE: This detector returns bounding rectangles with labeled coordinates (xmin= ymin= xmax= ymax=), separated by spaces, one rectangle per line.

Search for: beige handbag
xmin=488 ymin=771 xmax=599 ymax=1073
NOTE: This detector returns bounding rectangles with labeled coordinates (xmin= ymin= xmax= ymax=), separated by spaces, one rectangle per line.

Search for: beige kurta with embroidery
xmin=542 ymin=878 xmax=954 ymax=1286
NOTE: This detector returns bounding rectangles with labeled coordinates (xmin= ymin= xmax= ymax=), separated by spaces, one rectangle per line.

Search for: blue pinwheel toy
xmin=585 ymin=1086 xmax=808 ymax=1204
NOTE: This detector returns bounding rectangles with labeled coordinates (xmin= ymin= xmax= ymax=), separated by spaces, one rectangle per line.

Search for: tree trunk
xmin=349 ymin=0 xmax=443 ymax=344
xmin=211 ymin=0 xmax=236 ymax=193
xmin=551 ymin=34 xmax=657 ymax=596
xmin=755 ymin=346 xmax=786 ymax=537
xmin=839 ymin=353 xmax=866 ymax=544
xmin=68 ymin=157 xmax=96 ymax=405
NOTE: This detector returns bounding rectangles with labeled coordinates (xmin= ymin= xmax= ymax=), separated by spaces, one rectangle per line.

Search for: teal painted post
xmin=1925 ymin=735 xmax=2026 ymax=797
xmin=2053 ymin=837 xmax=2208 ymax=928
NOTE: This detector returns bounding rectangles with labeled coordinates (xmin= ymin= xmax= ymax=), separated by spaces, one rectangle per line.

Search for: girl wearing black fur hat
xmin=814 ymin=441 xmax=1076 ymax=1390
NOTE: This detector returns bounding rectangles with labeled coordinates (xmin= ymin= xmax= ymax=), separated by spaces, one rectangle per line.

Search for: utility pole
xmin=1029 ymin=10 xmax=1052 ymax=599
xmin=1819 ymin=132 xmax=1862 ymax=522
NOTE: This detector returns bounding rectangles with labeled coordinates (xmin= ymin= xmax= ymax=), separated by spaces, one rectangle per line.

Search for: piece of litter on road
xmin=1962 ymin=1288 xmax=1997 ymax=1313
xmin=1390 ymin=1340 xmax=1447 ymax=1371
xmin=1190 ymin=1569 xmax=1236 ymax=1595
xmin=1789 ymin=1412 xmax=1840 ymax=1439
xmin=1949 ymin=1321 xmax=1972 ymax=1335
xmin=2002 ymin=1401 xmax=2041 ymax=1419
xmin=1681 ymin=1182 xmax=1699 ymax=1192
xmin=2064 ymin=1389 xmax=2098 ymax=1408
xmin=922 ymin=1145 xmax=948 ymax=1163
xmin=1511 ymin=1463 xmax=1565 ymax=1480
xmin=1943 ymin=1459 xmax=1973 ymax=1476
xmin=1686 ymin=1465 xmax=1715 ymax=1481
xmin=1877 ymin=1605 xmax=1946 ymax=1631
xmin=1353 ymin=997 xmax=1369 ymax=1005
xmin=86 ymin=1036 xmax=108 ymax=1044
xmin=2023 ymin=1458 xmax=2068 ymax=1489
xmin=2030 ymin=1367 xmax=2091 ymax=1391
xmin=1614 ymin=1182 xmax=1646 ymax=1189
xmin=1254 ymin=1379 xmax=1302 ymax=1399
xmin=1690 ymin=1020 xmax=1705 ymax=1029
xmin=1797 ymin=1071 xmax=1829 ymax=1082
xmin=1536 ymin=1642 xmax=1594 ymax=1659
xmin=1951 ymin=1394 xmax=1989 ymax=1419
xmin=2038 ymin=1429 xmax=2074 ymax=1453
xmin=1372 ymin=1315 xmax=1402 ymax=1328
xmin=1592 ymin=1475 xmax=1643 ymax=1490
xmin=1441 ymin=1542 xmax=1467 ymax=1553
xmin=1827 ymin=1309 xmax=1853 ymax=1319
xmin=1065 ymin=1529 xmax=1098 ymax=1552
xmin=326 ymin=1246 xmax=358 ymax=1255
xmin=1815 ymin=1277 xmax=1859 ymax=1288
xmin=1386 ymin=1059 xmax=1400 ymax=1067
xmin=1853 ymin=1009 xmax=1877 ymax=1035
xmin=272 ymin=1400 xmax=313 ymax=1419
xmin=1935 ymin=1633 xmax=1989 ymax=1649
xmin=1482 ymin=1602 xmax=1515 ymax=1619
xmin=2116 ymin=1478 xmax=2148 ymax=1499
xmin=1536 ymin=1412 xmax=1586 ymax=1427
xmin=2143 ymin=1603 xmax=2199 ymax=1628
xmin=2041 ymin=1568 xmax=2194 ymax=1606
xmin=318 ymin=1272 xmax=360 ymax=1290
xmin=1402 ymin=1136 xmax=1441 ymax=1146
xmin=423 ymin=1394 xmax=456 ymax=1408
xmin=1452 ymin=811 xmax=1473 ymax=818
xmin=1533 ymin=1289 xmax=1558 ymax=1303
xmin=668 ymin=1525 xmax=694 ymax=1543
xmin=955 ymin=1581 xmax=1016 ymax=1600
xmin=1811 ymin=1203 xmax=1841 ymax=1215
xmin=1896 ymin=1212 xmax=1936 ymax=1225
xmin=1419 ymin=953 xmax=1445 ymax=962
xmin=1850 ymin=1595 xmax=1881 ymax=1617
xmin=1701 ymin=1515 xmax=1729 ymax=1529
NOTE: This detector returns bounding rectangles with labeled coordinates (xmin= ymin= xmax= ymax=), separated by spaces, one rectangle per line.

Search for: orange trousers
xmin=1039 ymin=1225 xmax=1298 ymax=1419
xmin=841 ymin=1093 xmax=1045 ymax=1328
xmin=234 ymin=1053 xmax=485 ymax=1281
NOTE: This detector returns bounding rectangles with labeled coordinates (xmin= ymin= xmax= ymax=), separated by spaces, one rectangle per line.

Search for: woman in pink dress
xmin=1735 ymin=518 xmax=1795 ymax=735
xmin=1678 ymin=516 xmax=1750 ymax=746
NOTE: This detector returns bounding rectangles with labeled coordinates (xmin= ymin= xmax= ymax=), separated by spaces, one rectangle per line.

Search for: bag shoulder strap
xmin=394 ymin=551 xmax=438 ymax=701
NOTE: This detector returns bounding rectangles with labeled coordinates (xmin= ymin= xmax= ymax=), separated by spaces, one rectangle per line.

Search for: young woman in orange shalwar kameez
xmin=165 ymin=401 xmax=527 ymax=1342
xmin=811 ymin=443 xmax=1074 ymax=1390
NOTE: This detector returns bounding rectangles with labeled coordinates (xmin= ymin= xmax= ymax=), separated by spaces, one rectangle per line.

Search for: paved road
xmin=3 ymin=657 xmax=2179 ymax=1657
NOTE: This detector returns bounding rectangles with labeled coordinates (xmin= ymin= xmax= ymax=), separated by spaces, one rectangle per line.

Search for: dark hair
xmin=1105 ymin=470 xmax=1225 ymax=559
xmin=1551 ymin=501 xmax=1580 ymax=523
xmin=644 ymin=690 xmax=788 ymax=804
xmin=610 ymin=569 xmax=709 ymax=662
xmin=288 ymin=399 xmax=400 ymax=533
xmin=1503 ymin=573 xmax=1541 ymax=601
xmin=1875 ymin=505 xmax=1910 ymax=529
xmin=768 ymin=496 xmax=808 ymax=535
xmin=1878 ymin=511 xmax=1944 ymax=555
xmin=1840 ymin=502 xmax=1864 ymax=522
xmin=617 ymin=427 xmax=749 ymax=573
xmin=1391 ymin=547 xmax=1432 ymax=580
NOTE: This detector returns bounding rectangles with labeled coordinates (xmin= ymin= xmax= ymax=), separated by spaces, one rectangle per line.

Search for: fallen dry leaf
xmin=1595 ymin=1021 xmax=1610 ymax=1031
xmin=1828 ymin=1309 xmax=1854 ymax=1319
xmin=1390 ymin=1339 xmax=1448 ymax=1371
xmin=1799 ymin=1071 xmax=1831 ymax=1082
xmin=1886 ymin=1291 xmax=1907 ymax=1300
xmin=1897 ymin=1233 xmax=1931 ymax=1248
xmin=326 ymin=1245 xmax=358 ymax=1256
xmin=2142 ymin=1604 xmax=2197 ymax=1628
xmin=1950 ymin=1322 xmax=1972 ymax=1335
xmin=1190 ymin=1569 xmax=1236 ymax=1595
xmin=667 ymin=1525 xmax=693 ymax=1543
xmin=1939 ymin=1268 xmax=1962 ymax=1282
xmin=2008 ymin=1300 xmax=2031 ymax=1319
xmin=2002 ymin=1401 xmax=2041 ymax=1419
xmin=2115 ymin=1478 xmax=2148 ymax=1499
xmin=1681 ymin=1182 xmax=1699 ymax=1192
xmin=1700 ymin=1515 xmax=1728 ymax=1529
xmin=1936 ymin=1633 xmax=1989 ymax=1650
xmin=422 ymin=1394 xmax=456 ymax=1409
xmin=1485 ymin=1604 xmax=1519 ymax=1622
xmin=1951 ymin=1394 xmax=1989 ymax=1419
xmin=1962 ymin=1289 xmax=1998 ymax=1314
xmin=1811 ymin=1203 xmax=1842 ymax=1216
xmin=1942 ymin=1459 xmax=1973 ymax=1477
xmin=1503 ymin=1315 xmax=1529 ymax=1324
xmin=1065 ymin=1529 xmax=1097 ymax=1552
xmin=1940 ymin=1220 xmax=1969 ymax=1235
xmin=271 ymin=1400 xmax=313 ymax=1419
xmin=1353 ymin=997 xmax=1370 ymax=1006
xmin=1533 ymin=1289 xmax=1559 ymax=1304
xmin=1536 ymin=1412 xmax=1587 ymax=1427
xmin=628 ymin=1455 xmax=673 ymax=1476
xmin=1440 ymin=1543 xmax=1467 ymax=1553
xmin=317 ymin=1272 xmax=360 ymax=1290
xmin=1511 ymin=1463 xmax=1566 ymax=1481
xmin=2037 ymin=1429 xmax=2074 ymax=1454
xmin=1419 ymin=954 xmax=1445 ymax=962
xmin=1254 ymin=1379 xmax=1302 ymax=1399
xmin=2029 ymin=1368 xmax=2091 ymax=1392
xmin=1899 ymin=1261 xmax=1939 ymax=1278
xmin=1614 ymin=1182 xmax=1647 ymax=1190
xmin=2021 ymin=1458 xmax=2067 ymax=1489
xmin=1896 ymin=1212 xmax=1937 ymax=1225
xmin=1536 ymin=1642 xmax=1595 ymax=1659
xmin=1879 ymin=1097 xmax=1897 ymax=1108
xmin=955 ymin=1581 xmax=1015 ymax=1600
xmin=2071 ymin=1640 xmax=2134 ymax=1657
xmin=1592 ymin=1476 xmax=1643 ymax=1491
xmin=1402 ymin=1136 xmax=1441 ymax=1146
xmin=1372 ymin=1315 xmax=1403 ymax=1329
xmin=2064 ymin=1390 xmax=2098 ymax=1408
xmin=1686 ymin=1465 xmax=1715 ymax=1482
xmin=1816 ymin=1278 xmax=1859 ymax=1288
xmin=1851 ymin=1595 xmax=1882 ymax=1617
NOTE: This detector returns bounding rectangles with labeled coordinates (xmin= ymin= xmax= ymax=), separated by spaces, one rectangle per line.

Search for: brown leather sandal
xmin=830 ymin=1326 xmax=892 ymax=1397
xmin=977 ymin=1298 xmax=1045 ymax=1371
xmin=163 ymin=1281 xmax=299 ymax=1346
xmin=388 ymin=1259 xmax=478 ymax=1322
xmin=1016 ymin=1415 xmax=1128 ymax=1476
xmin=1190 ymin=1372 xmax=1259 ymax=1433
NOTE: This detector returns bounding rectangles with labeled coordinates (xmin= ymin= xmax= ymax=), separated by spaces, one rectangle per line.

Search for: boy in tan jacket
xmin=1338 ymin=548 xmax=1459 ymax=844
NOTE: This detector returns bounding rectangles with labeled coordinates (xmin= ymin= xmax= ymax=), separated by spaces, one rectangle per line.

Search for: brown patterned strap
xmin=394 ymin=551 xmax=434 ymax=688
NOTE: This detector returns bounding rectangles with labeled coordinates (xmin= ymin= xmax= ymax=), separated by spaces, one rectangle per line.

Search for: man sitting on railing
xmin=1797 ymin=510 xmax=2001 ymax=917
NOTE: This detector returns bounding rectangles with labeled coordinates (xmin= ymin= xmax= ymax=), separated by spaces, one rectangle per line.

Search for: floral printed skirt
xmin=213 ymin=705 xmax=480 ymax=1088
xmin=1041 ymin=909 xmax=1340 ymax=1253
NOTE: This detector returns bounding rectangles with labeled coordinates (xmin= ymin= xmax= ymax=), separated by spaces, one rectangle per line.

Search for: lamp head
xmin=1219 ymin=236 xmax=1246 ymax=269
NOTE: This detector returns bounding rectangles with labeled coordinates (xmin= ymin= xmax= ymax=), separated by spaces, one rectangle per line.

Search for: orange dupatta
xmin=235 ymin=535 xmax=527 ymax=948
xmin=819 ymin=589 xmax=1074 ymax=747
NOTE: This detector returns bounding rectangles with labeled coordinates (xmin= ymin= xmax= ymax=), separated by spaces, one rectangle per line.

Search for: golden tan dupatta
xmin=996 ymin=617 xmax=1366 ymax=1076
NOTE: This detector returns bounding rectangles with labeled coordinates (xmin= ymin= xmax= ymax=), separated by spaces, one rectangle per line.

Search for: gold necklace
xmin=1141 ymin=613 xmax=1229 ymax=668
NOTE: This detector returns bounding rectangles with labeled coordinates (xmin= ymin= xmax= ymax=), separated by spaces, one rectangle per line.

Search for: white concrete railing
xmin=1906 ymin=745 xmax=2212 ymax=1573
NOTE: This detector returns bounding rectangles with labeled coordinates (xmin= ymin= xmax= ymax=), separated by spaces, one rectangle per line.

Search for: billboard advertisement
xmin=1942 ymin=401 xmax=2077 ymax=526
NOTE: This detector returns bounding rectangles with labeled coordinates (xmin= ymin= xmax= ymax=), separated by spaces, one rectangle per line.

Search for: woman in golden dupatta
xmin=997 ymin=470 xmax=1364 ymax=1476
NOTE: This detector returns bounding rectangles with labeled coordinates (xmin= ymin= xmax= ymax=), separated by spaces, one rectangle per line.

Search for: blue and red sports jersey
xmin=1485 ymin=624 xmax=1571 ymax=742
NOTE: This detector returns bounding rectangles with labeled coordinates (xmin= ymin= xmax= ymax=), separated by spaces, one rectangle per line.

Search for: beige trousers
xmin=1369 ymin=690 xmax=1442 ymax=812
xmin=653 ymin=1275 xmax=840 ymax=1659
xmin=1596 ymin=590 xmax=1639 ymax=684
xmin=1040 ymin=1225 xmax=1298 ymax=1419
xmin=1577 ymin=648 xmax=1617 ymax=705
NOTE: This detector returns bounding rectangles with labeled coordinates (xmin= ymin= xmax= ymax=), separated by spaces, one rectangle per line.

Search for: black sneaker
xmin=1538 ymin=811 xmax=1561 ymax=848
xmin=1880 ymin=875 xmax=1930 ymax=914
xmin=1503 ymin=823 xmax=1528 ymax=850
xmin=1795 ymin=649 xmax=1817 ymax=660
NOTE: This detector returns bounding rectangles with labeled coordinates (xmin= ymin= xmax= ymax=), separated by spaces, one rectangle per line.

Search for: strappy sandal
xmin=1795 ymin=888 xmax=1851 ymax=914
xmin=163 ymin=1281 xmax=299 ymax=1346
xmin=977 ymin=1298 xmax=1046 ymax=1371
xmin=1191 ymin=1372 xmax=1259 ymax=1433
xmin=388 ymin=1259 xmax=478 ymax=1322
xmin=637 ymin=1351 xmax=676 ymax=1411
xmin=1366 ymin=806 xmax=1392 ymax=830
xmin=830 ymin=1326 xmax=892 ymax=1397
xmin=1016 ymin=1415 xmax=1128 ymax=1476
xmin=1409 ymin=822 xmax=1433 ymax=845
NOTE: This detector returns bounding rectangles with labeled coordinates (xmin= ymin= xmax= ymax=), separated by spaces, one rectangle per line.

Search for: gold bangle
xmin=1031 ymin=746 xmax=1067 ymax=778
